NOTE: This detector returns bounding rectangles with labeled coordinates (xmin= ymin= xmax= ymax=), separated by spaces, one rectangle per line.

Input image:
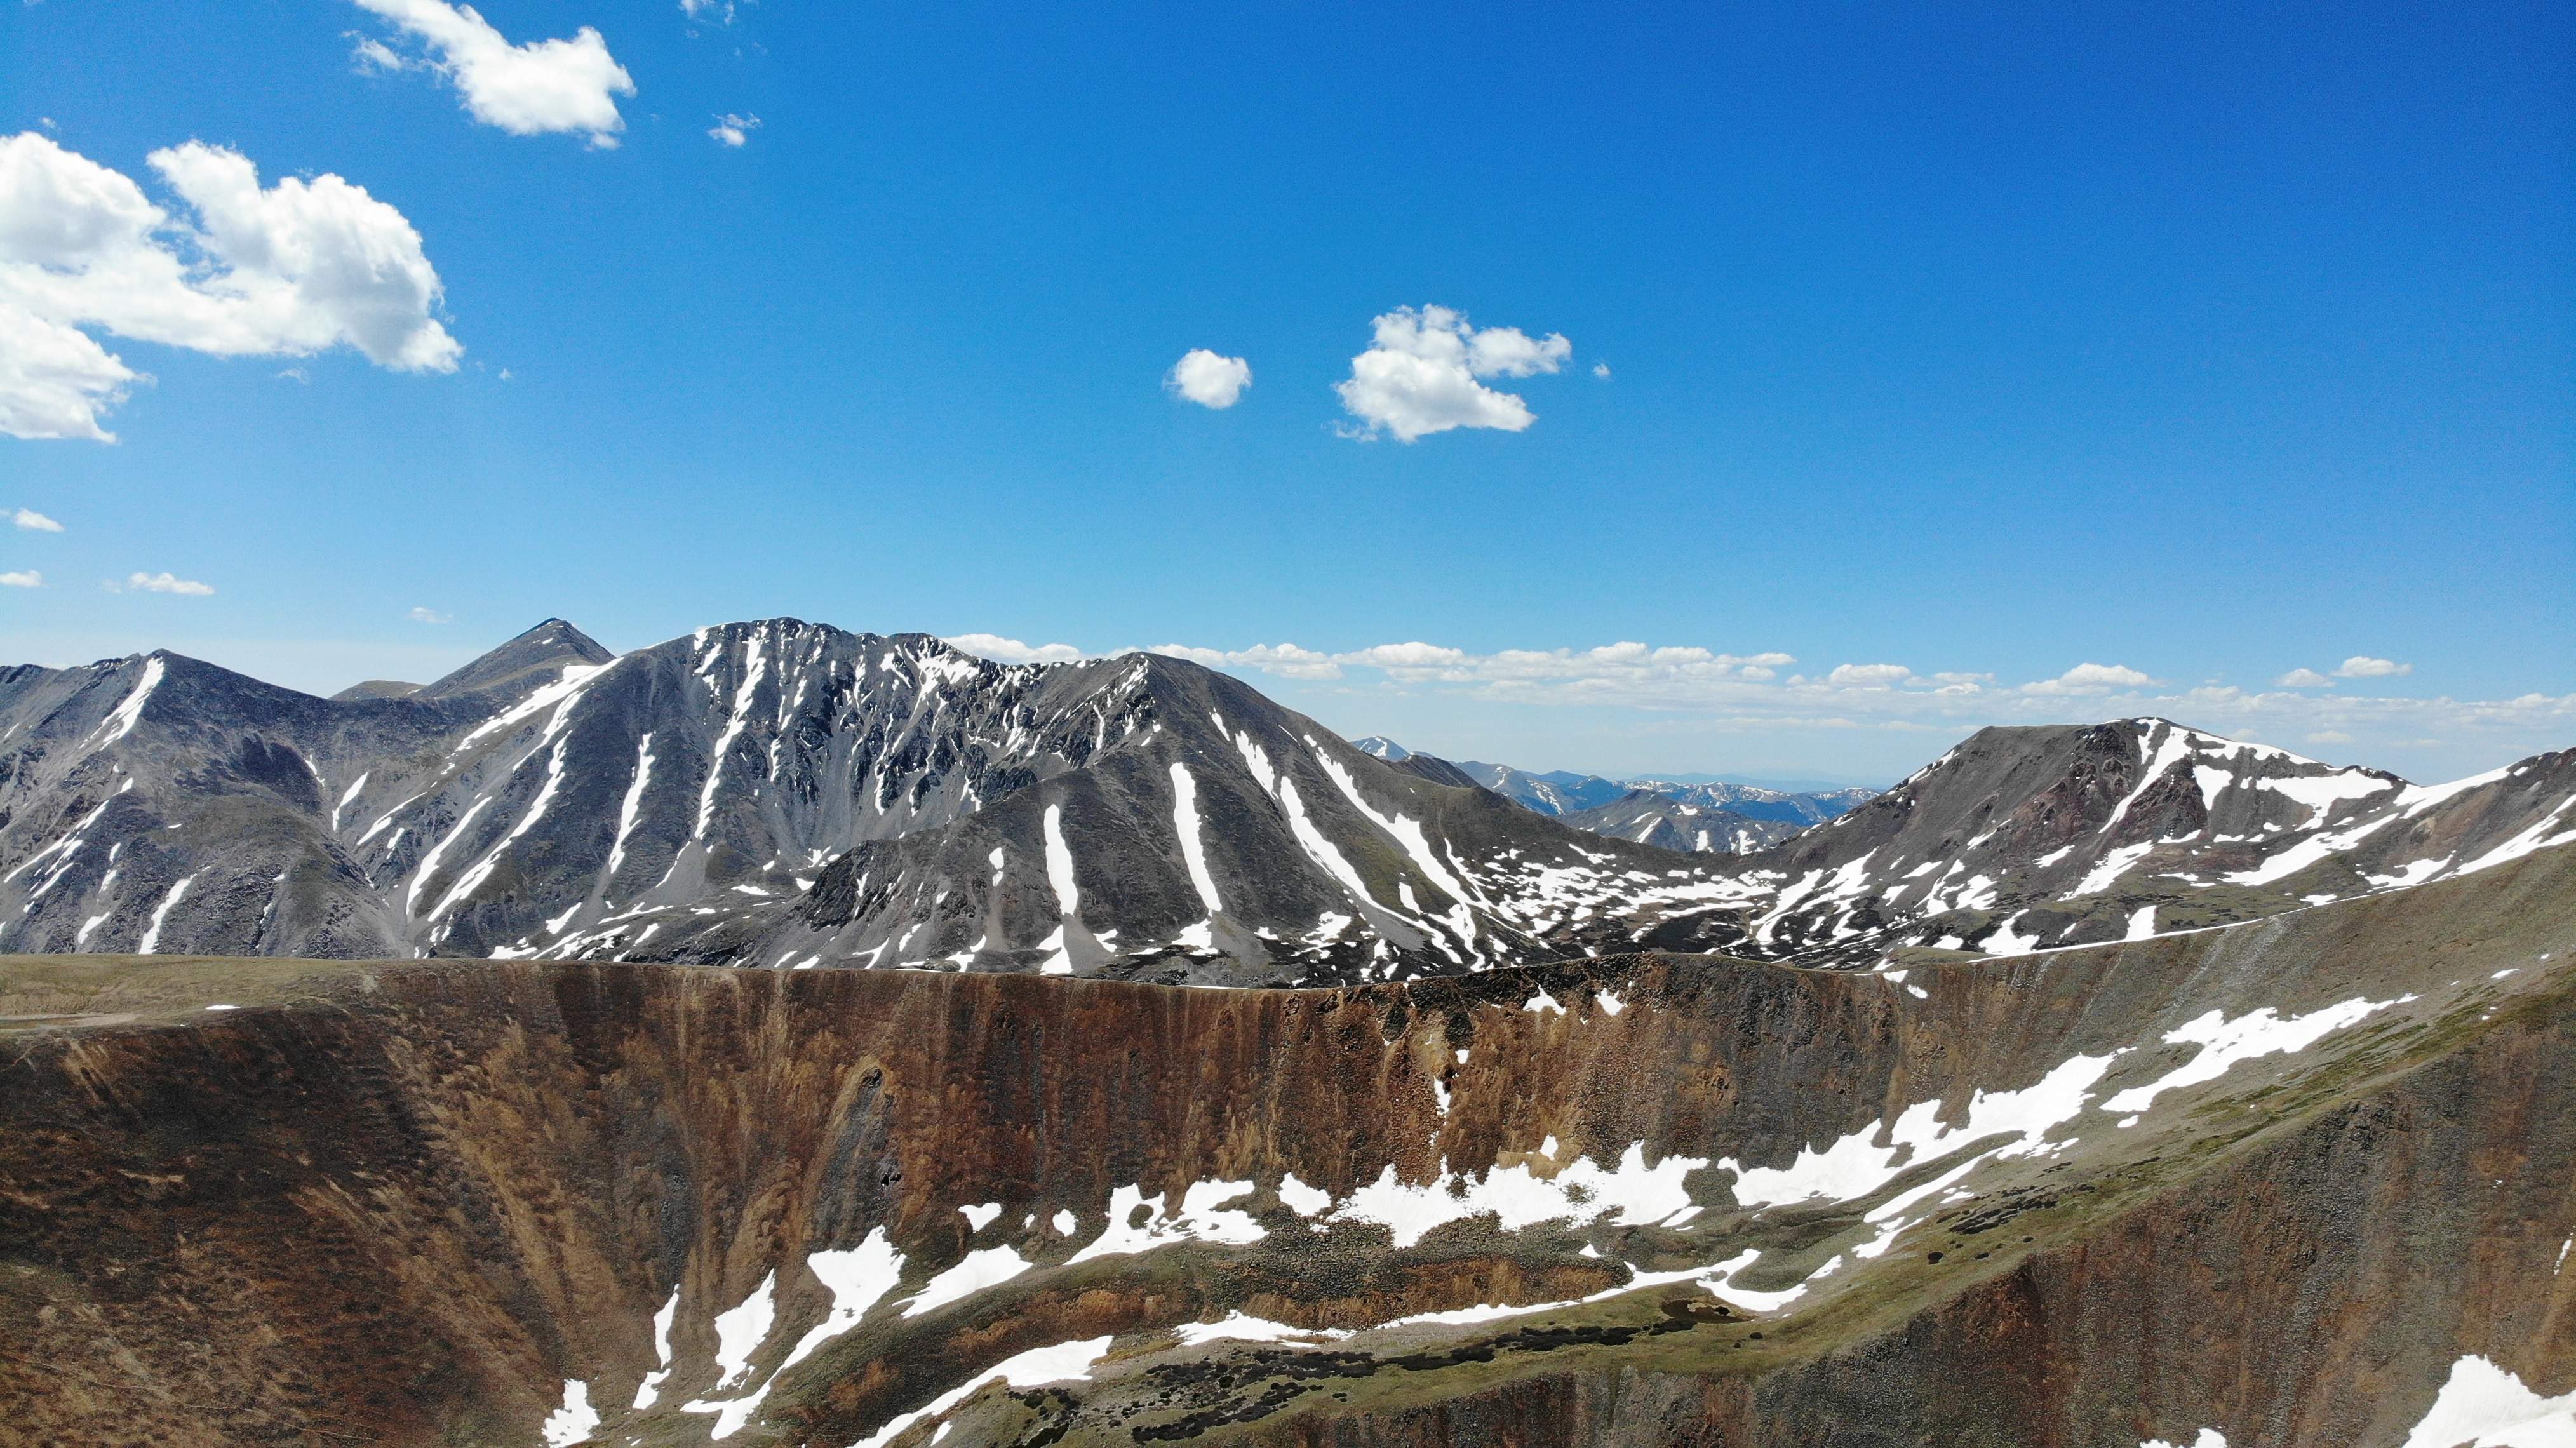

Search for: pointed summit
xmin=417 ymin=619 xmax=614 ymax=701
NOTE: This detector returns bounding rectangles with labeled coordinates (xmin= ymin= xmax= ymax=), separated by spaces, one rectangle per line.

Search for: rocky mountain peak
xmin=415 ymin=617 xmax=615 ymax=702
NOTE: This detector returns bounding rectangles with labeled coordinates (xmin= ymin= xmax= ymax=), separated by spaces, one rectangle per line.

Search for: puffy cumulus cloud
xmin=351 ymin=0 xmax=634 ymax=147
xmin=0 ymin=300 xmax=139 ymax=441
xmin=0 ymin=570 xmax=39 ymax=587
xmin=1167 ymin=349 xmax=1251 ymax=409
xmin=0 ymin=133 xmax=459 ymax=440
xmin=946 ymin=633 xmax=1088 ymax=666
xmin=11 ymin=507 xmax=63 ymax=532
xmin=1827 ymin=663 xmax=1912 ymax=688
xmin=2334 ymin=656 xmax=2412 ymax=678
xmin=2275 ymin=667 xmax=2335 ymax=688
xmin=708 ymin=113 xmax=760 ymax=147
xmin=1334 ymin=305 xmax=1570 ymax=442
xmin=119 ymin=572 xmax=213 ymax=595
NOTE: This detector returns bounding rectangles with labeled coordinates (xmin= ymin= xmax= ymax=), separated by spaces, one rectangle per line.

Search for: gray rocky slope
xmin=0 ymin=619 xmax=2568 ymax=981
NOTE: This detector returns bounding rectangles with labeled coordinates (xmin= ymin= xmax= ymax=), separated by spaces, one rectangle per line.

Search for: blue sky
xmin=3 ymin=0 xmax=2568 ymax=784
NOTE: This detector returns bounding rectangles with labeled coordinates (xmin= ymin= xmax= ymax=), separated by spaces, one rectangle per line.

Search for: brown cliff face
xmin=3 ymin=845 xmax=2572 ymax=1447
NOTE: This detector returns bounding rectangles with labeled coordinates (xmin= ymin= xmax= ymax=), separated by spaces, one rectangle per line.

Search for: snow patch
xmin=848 ymin=1336 xmax=1114 ymax=1448
xmin=1277 ymin=1173 xmax=1333 ymax=1216
xmin=92 ymin=656 xmax=165 ymax=746
xmin=1335 ymin=1143 xmax=1705 ymax=1250
xmin=633 ymin=1290 xmax=678 ymax=1408
xmin=2102 ymin=996 xmax=2410 ymax=1115
xmin=1067 ymin=1179 xmax=1264 ymax=1264
xmin=904 ymin=1246 xmax=1034 ymax=1318
xmin=541 ymin=1380 xmax=598 ymax=1447
xmin=1169 ymin=762 xmax=1224 ymax=916
xmin=2399 ymin=1355 xmax=2576 ymax=1448
xmin=138 ymin=873 xmax=196 ymax=953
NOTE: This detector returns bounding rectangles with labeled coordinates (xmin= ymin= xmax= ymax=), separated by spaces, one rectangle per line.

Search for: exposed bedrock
xmin=1 ymin=847 xmax=2571 ymax=1446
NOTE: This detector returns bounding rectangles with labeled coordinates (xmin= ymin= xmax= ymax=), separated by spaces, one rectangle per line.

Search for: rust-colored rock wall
xmin=1242 ymin=995 xmax=2576 ymax=1448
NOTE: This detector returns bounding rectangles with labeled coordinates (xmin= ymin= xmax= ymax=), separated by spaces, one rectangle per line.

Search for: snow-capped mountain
xmin=1362 ymin=746 xmax=1875 ymax=852
xmin=1449 ymin=760 xmax=1634 ymax=815
xmin=3 ymin=623 xmax=2568 ymax=982
xmin=1557 ymin=789 xmax=1806 ymax=855
xmin=1626 ymin=779 xmax=1879 ymax=827
xmin=0 ymin=620 xmax=1755 ymax=985
xmin=1723 ymin=717 xmax=2576 ymax=967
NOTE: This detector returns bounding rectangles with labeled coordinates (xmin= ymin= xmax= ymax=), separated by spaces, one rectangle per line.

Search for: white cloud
xmin=1827 ymin=663 xmax=1912 ymax=688
xmin=1150 ymin=636 xmax=2573 ymax=768
xmin=945 ymin=633 xmax=1085 ymax=665
xmin=2018 ymin=662 xmax=2157 ymax=696
xmin=1334 ymin=305 xmax=1570 ymax=441
xmin=2274 ymin=667 xmax=2334 ymax=688
xmin=408 ymin=606 xmax=450 ymax=623
xmin=0 ymin=132 xmax=460 ymax=440
xmin=1150 ymin=640 xmax=1801 ymax=690
xmin=1167 ymin=349 xmax=1251 ymax=409
xmin=123 ymin=572 xmax=213 ymax=595
xmin=1151 ymin=642 xmax=1343 ymax=680
xmin=2307 ymin=731 xmax=2356 ymax=744
xmin=0 ymin=570 xmax=39 ymax=587
xmin=1592 ymin=361 xmax=1611 ymax=379
xmin=350 ymin=0 xmax=635 ymax=147
xmin=2334 ymin=656 xmax=2412 ymax=678
xmin=680 ymin=0 xmax=735 ymax=21
xmin=11 ymin=507 xmax=62 ymax=531
xmin=0 ymin=299 xmax=140 ymax=440
xmin=708 ymin=113 xmax=760 ymax=147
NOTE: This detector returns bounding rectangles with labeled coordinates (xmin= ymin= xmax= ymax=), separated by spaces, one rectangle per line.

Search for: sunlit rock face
xmin=3 ymin=840 xmax=2570 ymax=1446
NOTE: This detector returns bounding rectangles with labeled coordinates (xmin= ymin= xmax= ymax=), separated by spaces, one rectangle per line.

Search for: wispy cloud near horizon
xmin=933 ymin=630 xmax=2570 ymax=781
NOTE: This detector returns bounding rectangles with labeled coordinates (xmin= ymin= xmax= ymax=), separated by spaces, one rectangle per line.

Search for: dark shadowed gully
xmin=3 ymin=841 xmax=2571 ymax=1446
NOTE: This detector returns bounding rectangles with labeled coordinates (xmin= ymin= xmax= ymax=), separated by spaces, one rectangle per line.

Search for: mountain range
xmin=0 ymin=620 xmax=1747 ymax=986
xmin=1350 ymin=736 xmax=1877 ymax=855
xmin=2 ymin=618 xmax=2570 ymax=984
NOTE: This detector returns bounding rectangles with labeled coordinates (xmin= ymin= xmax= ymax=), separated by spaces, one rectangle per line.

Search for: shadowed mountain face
xmin=0 ymin=620 xmax=2569 ymax=981
xmin=4 ymin=841 xmax=2570 ymax=1447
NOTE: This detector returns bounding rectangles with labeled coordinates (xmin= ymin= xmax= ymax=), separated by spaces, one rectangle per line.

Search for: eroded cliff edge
xmin=3 ymin=845 xmax=2572 ymax=1447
